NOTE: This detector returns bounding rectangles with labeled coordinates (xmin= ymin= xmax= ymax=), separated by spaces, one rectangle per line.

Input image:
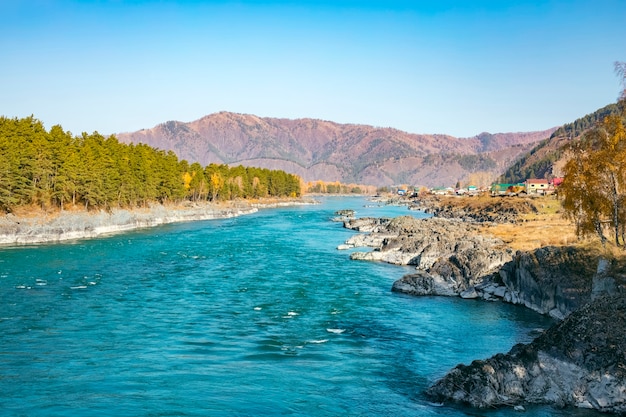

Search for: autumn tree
xmin=0 ymin=116 xmax=301 ymax=212
xmin=561 ymin=63 xmax=626 ymax=246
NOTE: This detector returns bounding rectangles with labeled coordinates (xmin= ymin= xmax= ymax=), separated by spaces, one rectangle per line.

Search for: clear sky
xmin=1 ymin=0 xmax=625 ymax=137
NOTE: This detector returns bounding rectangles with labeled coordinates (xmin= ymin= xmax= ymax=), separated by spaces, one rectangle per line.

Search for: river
xmin=0 ymin=197 xmax=600 ymax=416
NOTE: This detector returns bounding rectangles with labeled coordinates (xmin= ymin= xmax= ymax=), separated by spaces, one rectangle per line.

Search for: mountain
xmin=499 ymin=103 xmax=621 ymax=183
xmin=116 ymin=112 xmax=556 ymax=187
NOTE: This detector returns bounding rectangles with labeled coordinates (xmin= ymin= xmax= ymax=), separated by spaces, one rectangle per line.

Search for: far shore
xmin=0 ymin=197 xmax=317 ymax=246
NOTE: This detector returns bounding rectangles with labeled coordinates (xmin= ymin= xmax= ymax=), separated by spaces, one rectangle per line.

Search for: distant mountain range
xmin=116 ymin=112 xmax=556 ymax=187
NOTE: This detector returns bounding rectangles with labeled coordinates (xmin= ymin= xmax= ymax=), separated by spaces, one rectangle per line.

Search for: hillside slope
xmin=499 ymin=103 xmax=621 ymax=183
xmin=117 ymin=112 xmax=555 ymax=187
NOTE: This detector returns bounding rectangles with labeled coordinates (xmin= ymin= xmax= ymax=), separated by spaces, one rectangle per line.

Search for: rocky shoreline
xmin=0 ymin=198 xmax=315 ymax=246
xmin=426 ymin=294 xmax=626 ymax=413
xmin=337 ymin=208 xmax=626 ymax=414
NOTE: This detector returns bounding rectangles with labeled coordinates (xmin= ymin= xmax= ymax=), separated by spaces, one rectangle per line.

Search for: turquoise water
xmin=0 ymin=197 xmax=598 ymax=416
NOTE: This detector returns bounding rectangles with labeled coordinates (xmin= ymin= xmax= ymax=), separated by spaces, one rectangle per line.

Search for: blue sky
xmin=1 ymin=0 xmax=624 ymax=137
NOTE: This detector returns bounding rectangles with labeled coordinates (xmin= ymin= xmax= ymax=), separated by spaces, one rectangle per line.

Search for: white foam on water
xmin=308 ymin=339 xmax=328 ymax=344
xmin=287 ymin=311 xmax=298 ymax=316
xmin=70 ymin=286 xmax=87 ymax=290
xmin=253 ymin=307 xmax=262 ymax=311
xmin=326 ymin=328 xmax=345 ymax=334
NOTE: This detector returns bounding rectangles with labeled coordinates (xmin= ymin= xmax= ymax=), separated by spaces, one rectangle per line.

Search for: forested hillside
xmin=0 ymin=116 xmax=300 ymax=213
xmin=499 ymin=103 xmax=621 ymax=183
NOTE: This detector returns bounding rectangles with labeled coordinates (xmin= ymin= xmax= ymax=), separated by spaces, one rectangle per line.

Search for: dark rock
xmin=345 ymin=216 xmax=512 ymax=293
xmin=426 ymin=295 xmax=626 ymax=414
xmin=391 ymin=270 xmax=457 ymax=296
xmin=498 ymin=246 xmax=600 ymax=319
xmin=331 ymin=209 xmax=356 ymax=222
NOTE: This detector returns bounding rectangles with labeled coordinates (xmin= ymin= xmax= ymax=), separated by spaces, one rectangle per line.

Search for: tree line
xmin=0 ymin=116 xmax=301 ymax=213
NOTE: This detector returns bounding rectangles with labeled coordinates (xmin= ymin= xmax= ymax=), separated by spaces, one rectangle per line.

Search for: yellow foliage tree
xmin=561 ymin=107 xmax=626 ymax=245
xmin=209 ymin=172 xmax=224 ymax=201
xmin=182 ymin=172 xmax=193 ymax=190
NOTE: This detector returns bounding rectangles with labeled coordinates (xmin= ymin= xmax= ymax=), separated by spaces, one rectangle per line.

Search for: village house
xmin=490 ymin=183 xmax=525 ymax=196
xmin=525 ymin=178 xmax=550 ymax=194
xmin=525 ymin=178 xmax=564 ymax=194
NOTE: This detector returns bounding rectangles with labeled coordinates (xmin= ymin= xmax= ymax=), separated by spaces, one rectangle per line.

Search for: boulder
xmin=343 ymin=217 xmax=391 ymax=232
xmin=391 ymin=271 xmax=458 ymax=297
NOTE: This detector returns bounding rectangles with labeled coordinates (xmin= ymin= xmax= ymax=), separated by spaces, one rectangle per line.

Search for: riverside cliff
xmin=427 ymin=294 xmax=626 ymax=413
xmin=339 ymin=199 xmax=626 ymax=414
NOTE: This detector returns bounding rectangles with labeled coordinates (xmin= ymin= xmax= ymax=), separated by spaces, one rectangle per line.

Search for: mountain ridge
xmin=117 ymin=112 xmax=556 ymax=187
xmin=499 ymin=103 xmax=622 ymax=183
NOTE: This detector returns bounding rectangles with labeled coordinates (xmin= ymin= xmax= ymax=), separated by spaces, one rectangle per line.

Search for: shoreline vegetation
xmin=0 ymin=115 xmax=311 ymax=245
xmin=0 ymin=197 xmax=316 ymax=246
xmin=0 ymin=116 xmax=301 ymax=215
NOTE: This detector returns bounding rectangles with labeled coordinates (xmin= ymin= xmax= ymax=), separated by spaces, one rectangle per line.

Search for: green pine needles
xmin=0 ymin=116 xmax=301 ymax=213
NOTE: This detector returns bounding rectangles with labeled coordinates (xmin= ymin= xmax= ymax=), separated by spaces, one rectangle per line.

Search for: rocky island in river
xmin=338 ymin=195 xmax=626 ymax=414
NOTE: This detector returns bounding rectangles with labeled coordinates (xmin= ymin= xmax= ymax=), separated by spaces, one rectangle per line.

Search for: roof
xmin=526 ymin=179 xmax=549 ymax=184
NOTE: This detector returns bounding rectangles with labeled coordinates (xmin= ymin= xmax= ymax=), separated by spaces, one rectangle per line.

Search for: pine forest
xmin=0 ymin=116 xmax=301 ymax=213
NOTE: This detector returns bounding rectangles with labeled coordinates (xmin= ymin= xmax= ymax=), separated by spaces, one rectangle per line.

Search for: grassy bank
xmin=480 ymin=196 xmax=579 ymax=251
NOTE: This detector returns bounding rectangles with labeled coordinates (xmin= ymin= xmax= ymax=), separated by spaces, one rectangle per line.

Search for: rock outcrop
xmin=338 ymin=208 xmax=626 ymax=414
xmin=498 ymin=246 xmax=600 ymax=319
xmin=391 ymin=244 xmax=608 ymax=320
xmin=340 ymin=216 xmax=513 ymax=295
xmin=412 ymin=195 xmax=539 ymax=223
xmin=426 ymin=294 xmax=626 ymax=414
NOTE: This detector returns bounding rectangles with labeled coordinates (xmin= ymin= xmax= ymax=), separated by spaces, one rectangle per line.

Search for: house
xmin=491 ymin=183 xmax=521 ymax=195
xmin=525 ymin=178 xmax=550 ymax=194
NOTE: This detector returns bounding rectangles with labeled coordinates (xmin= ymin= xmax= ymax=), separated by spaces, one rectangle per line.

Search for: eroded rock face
xmin=340 ymin=211 xmax=626 ymax=414
xmin=0 ymin=204 xmax=260 ymax=245
xmin=498 ymin=246 xmax=599 ymax=319
xmin=426 ymin=295 xmax=626 ymax=414
xmin=341 ymin=216 xmax=513 ymax=294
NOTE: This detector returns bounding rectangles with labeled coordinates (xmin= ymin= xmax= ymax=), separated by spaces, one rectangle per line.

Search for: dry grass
xmin=437 ymin=193 xmax=537 ymax=214
xmin=479 ymin=196 xmax=580 ymax=251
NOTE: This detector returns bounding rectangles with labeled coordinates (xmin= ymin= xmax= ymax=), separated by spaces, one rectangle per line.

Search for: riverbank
xmin=339 ymin=195 xmax=626 ymax=414
xmin=0 ymin=198 xmax=316 ymax=246
xmin=409 ymin=193 xmax=578 ymax=251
